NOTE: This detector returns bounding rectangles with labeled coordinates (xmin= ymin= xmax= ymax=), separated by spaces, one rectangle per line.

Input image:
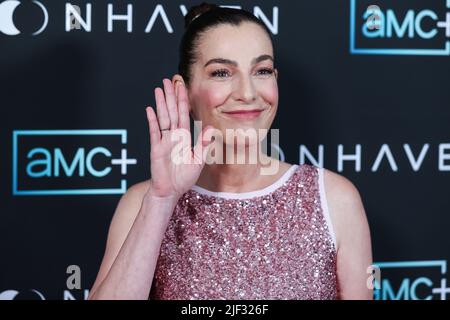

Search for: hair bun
xmin=184 ymin=2 xmax=219 ymax=29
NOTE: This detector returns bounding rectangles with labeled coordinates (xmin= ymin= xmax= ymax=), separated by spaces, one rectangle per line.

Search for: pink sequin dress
xmin=149 ymin=164 xmax=339 ymax=300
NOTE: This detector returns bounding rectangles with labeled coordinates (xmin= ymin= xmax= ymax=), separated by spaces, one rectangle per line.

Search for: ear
xmin=274 ymin=68 xmax=278 ymax=80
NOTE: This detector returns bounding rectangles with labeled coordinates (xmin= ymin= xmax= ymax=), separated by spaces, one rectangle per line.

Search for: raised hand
xmin=145 ymin=78 xmax=213 ymax=200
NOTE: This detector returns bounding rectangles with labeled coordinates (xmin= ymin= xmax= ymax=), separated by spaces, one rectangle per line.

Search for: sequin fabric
xmin=149 ymin=164 xmax=338 ymax=300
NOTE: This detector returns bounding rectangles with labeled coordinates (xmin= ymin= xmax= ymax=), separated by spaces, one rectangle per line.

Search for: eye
xmin=256 ymin=68 xmax=274 ymax=76
xmin=210 ymin=69 xmax=231 ymax=78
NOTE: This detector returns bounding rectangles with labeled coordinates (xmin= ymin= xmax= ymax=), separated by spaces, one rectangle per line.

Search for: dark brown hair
xmin=178 ymin=2 xmax=274 ymax=86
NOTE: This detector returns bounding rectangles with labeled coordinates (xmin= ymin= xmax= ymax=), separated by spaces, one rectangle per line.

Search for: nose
xmin=233 ymin=74 xmax=257 ymax=103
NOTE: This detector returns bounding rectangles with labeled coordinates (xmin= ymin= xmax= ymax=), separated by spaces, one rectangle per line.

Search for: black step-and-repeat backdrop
xmin=1 ymin=0 xmax=449 ymax=300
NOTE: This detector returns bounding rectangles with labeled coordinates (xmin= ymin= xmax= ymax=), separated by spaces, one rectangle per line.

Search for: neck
xmin=195 ymin=142 xmax=282 ymax=193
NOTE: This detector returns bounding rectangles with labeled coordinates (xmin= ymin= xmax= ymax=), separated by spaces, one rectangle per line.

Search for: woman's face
xmin=183 ymin=22 xmax=278 ymax=146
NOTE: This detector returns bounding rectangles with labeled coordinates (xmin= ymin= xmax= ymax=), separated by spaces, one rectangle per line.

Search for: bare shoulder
xmin=321 ymin=168 xmax=373 ymax=299
xmin=89 ymin=179 xmax=152 ymax=296
xmin=321 ymin=168 xmax=369 ymax=250
xmin=107 ymin=179 xmax=152 ymax=241
xmin=321 ymin=167 xmax=366 ymax=210
xmin=322 ymin=168 xmax=362 ymax=206
xmin=124 ymin=179 xmax=152 ymax=201
xmin=116 ymin=180 xmax=150 ymax=219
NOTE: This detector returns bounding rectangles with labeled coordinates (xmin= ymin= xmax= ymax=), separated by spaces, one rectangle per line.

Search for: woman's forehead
xmin=197 ymin=23 xmax=273 ymax=64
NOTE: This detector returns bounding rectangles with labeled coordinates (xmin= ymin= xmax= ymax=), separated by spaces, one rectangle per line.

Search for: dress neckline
xmin=190 ymin=164 xmax=299 ymax=200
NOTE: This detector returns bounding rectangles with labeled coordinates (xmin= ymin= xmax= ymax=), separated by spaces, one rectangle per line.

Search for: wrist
xmin=140 ymin=191 xmax=180 ymax=227
xmin=143 ymin=189 xmax=180 ymax=207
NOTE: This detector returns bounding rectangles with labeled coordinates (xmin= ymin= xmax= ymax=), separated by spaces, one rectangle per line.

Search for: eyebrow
xmin=204 ymin=54 xmax=274 ymax=68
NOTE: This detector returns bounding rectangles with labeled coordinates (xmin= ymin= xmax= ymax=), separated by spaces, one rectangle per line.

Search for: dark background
xmin=1 ymin=0 xmax=449 ymax=300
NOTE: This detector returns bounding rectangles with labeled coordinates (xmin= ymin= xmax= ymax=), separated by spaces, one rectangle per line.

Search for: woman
xmin=89 ymin=3 xmax=373 ymax=300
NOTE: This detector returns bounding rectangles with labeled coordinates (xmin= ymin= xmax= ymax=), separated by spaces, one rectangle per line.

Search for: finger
xmin=155 ymin=87 xmax=171 ymax=130
xmin=163 ymin=79 xmax=179 ymax=130
xmin=193 ymin=125 xmax=214 ymax=164
xmin=177 ymin=81 xmax=190 ymax=131
xmin=146 ymin=106 xmax=161 ymax=145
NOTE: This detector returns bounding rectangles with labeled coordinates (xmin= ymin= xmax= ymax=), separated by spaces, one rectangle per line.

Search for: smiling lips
xmin=222 ymin=109 xmax=265 ymax=119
